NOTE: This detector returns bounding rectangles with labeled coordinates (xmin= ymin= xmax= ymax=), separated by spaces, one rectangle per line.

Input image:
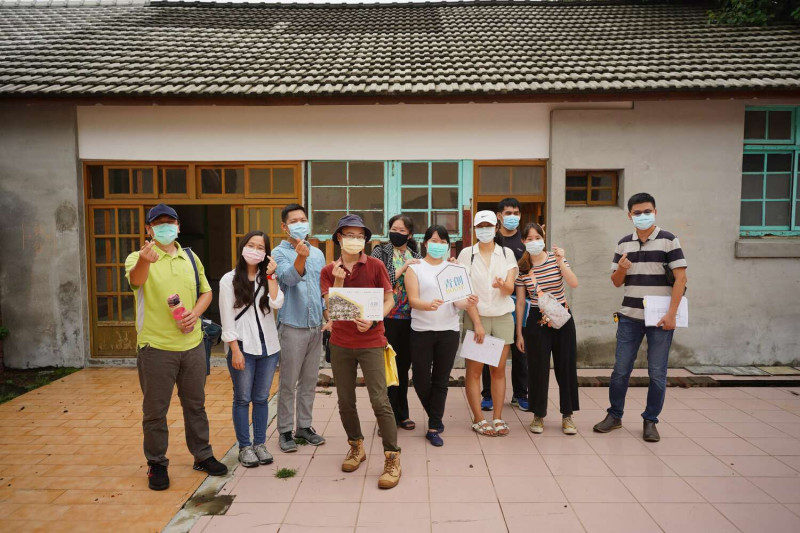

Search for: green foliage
xmin=708 ymin=0 xmax=800 ymax=26
xmin=0 ymin=326 xmax=8 ymax=341
xmin=275 ymin=467 xmax=298 ymax=479
xmin=0 ymin=367 xmax=80 ymax=404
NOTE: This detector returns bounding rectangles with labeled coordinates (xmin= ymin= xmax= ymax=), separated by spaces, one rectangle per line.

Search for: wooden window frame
xmin=245 ymin=165 xmax=300 ymax=199
xmin=158 ymin=166 xmax=191 ymax=199
xmin=565 ymin=170 xmax=619 ymax=207
xmin=473 ymin=160 xmax=547 ymax=203
xmin=196 ymin=165 xmax=246 ymax=198
xmin=105 ymin=166 xmax=158 ymax=199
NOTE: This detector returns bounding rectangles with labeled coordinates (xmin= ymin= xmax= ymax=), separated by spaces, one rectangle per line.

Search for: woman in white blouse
xmin=219 ymin=231 xmax=284 ymax=468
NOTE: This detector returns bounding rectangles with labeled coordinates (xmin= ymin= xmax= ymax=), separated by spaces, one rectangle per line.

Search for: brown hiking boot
xmin=341 ymin=439 xmax=366 ymax=472
xmin=378 ymin=451 xmax=401 ymax=489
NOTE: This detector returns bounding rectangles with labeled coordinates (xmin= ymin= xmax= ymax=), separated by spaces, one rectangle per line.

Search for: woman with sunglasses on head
xmin=514 ymin=223 xmax=579 ymax=435
xmin=219 ymin=231 xmax=284 ymax=467
xmin=404 ymin=225 xmax=478 ymax=447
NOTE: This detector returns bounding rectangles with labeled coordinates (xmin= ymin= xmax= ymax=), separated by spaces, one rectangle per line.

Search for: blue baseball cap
xmin=146 ymin=203 xmax=179 ymax=224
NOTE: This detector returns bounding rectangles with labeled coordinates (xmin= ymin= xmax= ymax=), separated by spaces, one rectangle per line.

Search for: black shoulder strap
xmin=234 ymin=275 xmax=263 ymax=321
xmin=183 ymin=247 xmax=201 ymax=300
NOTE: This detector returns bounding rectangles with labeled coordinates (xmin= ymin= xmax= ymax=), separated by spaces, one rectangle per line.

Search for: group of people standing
xmin=126 ymin=191 xmax=686 ymax=492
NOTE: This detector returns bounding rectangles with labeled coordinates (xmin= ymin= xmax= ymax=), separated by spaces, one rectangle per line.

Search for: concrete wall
xmin=0 ymin=104 xmax=88 ymax=368
xmin=550 ymin=100 xmax=800 ymax=367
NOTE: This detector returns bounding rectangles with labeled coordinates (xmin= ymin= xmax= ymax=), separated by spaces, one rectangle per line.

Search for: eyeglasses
xmin=631 ymin=209 xmax=654 ymax=216
xmin=341 ymin=233 xmax=365 ymax=240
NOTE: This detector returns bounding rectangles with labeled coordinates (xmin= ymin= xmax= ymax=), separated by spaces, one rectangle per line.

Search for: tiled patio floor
xmin=192 ymin=381 xmax=800 ymax=533
xmin=0 ymin=367 xmax=243 ymax=533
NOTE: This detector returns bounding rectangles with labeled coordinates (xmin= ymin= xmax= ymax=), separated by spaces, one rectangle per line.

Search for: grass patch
xmin=0 ymin=367 xmax=81 ymax=404
xmin=316 ymin=389 xmax=333 ymax=395
xmin=293 ymin=437 xmax=309 ymax=446
xmin=275 ymin=468 xmax=298 ymax=479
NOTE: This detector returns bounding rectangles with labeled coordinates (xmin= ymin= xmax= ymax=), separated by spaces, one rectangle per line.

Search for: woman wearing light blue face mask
xmin=514 ymin=223 xmax=580 ymax=436
xmin=404 ymin=225 xmax=478 ymax=447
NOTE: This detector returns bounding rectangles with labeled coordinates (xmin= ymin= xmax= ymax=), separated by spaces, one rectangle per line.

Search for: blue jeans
xmin=608 ymin=316 xmax=674 ymax=423
xmin=227 ymin=341 xmax=279 ymax=448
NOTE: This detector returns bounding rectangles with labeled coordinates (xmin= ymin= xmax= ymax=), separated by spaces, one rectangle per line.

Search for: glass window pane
xmin=766 ymin=174 xmax=791 ymax=199
xmin=225 ymin=168 xmax=244 ymax=194
xmin=131 ymin=169 xmax=154 ymax=194
xmin=740 ymin=202 xmax=762 ymax=226
xmin=432 ymin=211 xmax=457 ymax=233
xmin=96 ymin=267 xmax=117 ymax=293
xmin=591 ymin=174 xmax=613 ymax=188
xmin=108 ymin=168 xmax=130 ymax=194
xmin=120 ymin=295 xmax=135 ymax=322
xmin=119 ymin=237 xmax=138 ymax=263
xmin=741 ymin=174 xmax=764 ymax=200
xmin=201 ymin=169 xmax=223 ymax=194
xmin=767 ymin=111 xmax=792 ymax=140
xmin=88 ymin=165 xmax=104 ymax=198
xmin=566 ymin=174 xmax=587 ymax=187
xmin=402 ymin=188 xmax=428 ymax=209
xmin=273 ymin=168 xmax=295 ymax=194
xmin=235 ymin=208 xmax=244 ymax=234
xmin=313 ymin=210 xmax=346 ymax=236
xmin=744 ymin=110 xmax=767 ymax=139
xmin=432 ymin=187 xmax=459 ymax=209
xmin=118 ymin=209 xmax=140 ymax=235
xmin=765 ymin=202 xmax=791 ymax=226
xmin=742 ymin=153 xmax=765 ymax=173
xmin=97 ymin=296 xmax=113 ymax=321
xmin=432 ymin=162 xmax=458 ymax=185
xmin=406 ymin=212 xmax=429 ymax=234
xmin=95 ymin=239 xmax=116 ymax=264
xmin=478 ymin=167 xmax=511 ymax=195
xmin=566 ymin=190 xmax=588 ymax=203
xmin=511 ymin=166 xmax=544 ymax=195
xmin=120 ymin=268 xmax=129 ymax=292
xmin=361 ymin=211 xmax=385 ymax=236
xmin=591 ymin=190 xmax=614 ymax=202
xmin=248 ymin=208 xmax=269 ymax=233
xmin=350 ymin=187 xmax=384 ymax=210
xmin=163 ymin=168 xmax=187 ymax=195
xmin=349 ymin=162 xmax=384 ymax=186
xmin=402 ymin=163 xmax=428 ymax=185
xmin=249 ymin=168 xmax=270 ymax=194
xmin=311 ymin=162 xmax=347 ymax=186
xmin=796 ymin=201 xmax=800 ymax=227
xmin=767 ymin=153 xmax=792 ymax=172
xmin=93 ymin=209 xmax=115 ymax=235
xmin=313 ymin=187 xmax=347 ymax=210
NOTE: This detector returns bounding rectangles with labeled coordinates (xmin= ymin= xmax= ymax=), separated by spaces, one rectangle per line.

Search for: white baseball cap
xmin=473 ymin=210 xmax=498 ymax=226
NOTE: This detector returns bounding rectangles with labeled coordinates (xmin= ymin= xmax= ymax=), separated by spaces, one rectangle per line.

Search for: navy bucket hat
xmin=332 ymin=214 xmax=372 ymax=245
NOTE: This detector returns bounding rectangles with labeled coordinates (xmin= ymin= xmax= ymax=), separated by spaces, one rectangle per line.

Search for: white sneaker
xmin=530 ymin=416 xmax=544 ymax=434
xmin=562 ymin=416 xmax=577 ymax=435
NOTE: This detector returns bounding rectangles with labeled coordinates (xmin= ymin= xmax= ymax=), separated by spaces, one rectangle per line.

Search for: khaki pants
xmin=329 ymin=344 xmax=399 ymax=452
xmin=137 ymin=342 xmax=213 ymax=466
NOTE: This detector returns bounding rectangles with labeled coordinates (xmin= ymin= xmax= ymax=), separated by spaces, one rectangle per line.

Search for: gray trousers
xmin=136 ymin=342 xmax=213 ymax=467
xmin=277 ymin=324 xmax=323 ymax=434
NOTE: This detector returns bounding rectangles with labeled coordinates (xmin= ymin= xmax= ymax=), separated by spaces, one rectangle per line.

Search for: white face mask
xmin=525 ymin=240 xmax=545 ymax=256
xmin=474 ymin=227 xmax=496 ymax=243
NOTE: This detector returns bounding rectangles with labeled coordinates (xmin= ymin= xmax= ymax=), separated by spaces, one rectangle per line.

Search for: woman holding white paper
xmin=405 ymin=225 xmax=478 ymax=447
xmin=457 ymin=211 xmax=519 ymax=437
xmin=514 ymin=222 xmax=580 ymax=435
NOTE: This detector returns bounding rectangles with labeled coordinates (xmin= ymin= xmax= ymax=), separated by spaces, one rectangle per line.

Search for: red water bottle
xmin=167 ymin=294 xmax=192 ymax=334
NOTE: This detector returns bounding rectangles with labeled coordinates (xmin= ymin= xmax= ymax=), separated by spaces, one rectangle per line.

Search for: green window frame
xmin=741 ymin=106 xmax=800 ymax=236
xmin=396 ymin=161 xmax=462 ymax=238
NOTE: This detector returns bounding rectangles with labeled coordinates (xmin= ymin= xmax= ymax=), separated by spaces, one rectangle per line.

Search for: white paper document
xmin=458 ymin=330 xmax=505 ymax=367
xmin=328 ymin=287 xmax=384 ymax=321
xmin=643 ymin=295 xmax=689 ymax=328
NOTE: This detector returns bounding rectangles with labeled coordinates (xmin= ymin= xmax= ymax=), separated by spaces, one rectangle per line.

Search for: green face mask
xmin=152 ymin=224 xmax=178 ymax=245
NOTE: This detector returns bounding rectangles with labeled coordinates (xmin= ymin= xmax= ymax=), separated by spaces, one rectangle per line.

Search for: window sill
xmin=735 ymin=238 xmax=800 ymax=258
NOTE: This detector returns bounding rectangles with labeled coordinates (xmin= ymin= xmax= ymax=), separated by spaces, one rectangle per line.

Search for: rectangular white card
xmin=328 ymin=287 xmax=384 ymax=321
xmin=436 ymin=263 xmax=474 ymax=303
xmin=458 ymin=330 xmax=504 ymax=367
xmin=643 ymin=295 xmax=689 ymax=328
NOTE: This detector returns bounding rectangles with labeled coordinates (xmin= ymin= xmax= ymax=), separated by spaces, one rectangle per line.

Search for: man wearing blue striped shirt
xmin=594 ymin=193 xmax=688 ymax=443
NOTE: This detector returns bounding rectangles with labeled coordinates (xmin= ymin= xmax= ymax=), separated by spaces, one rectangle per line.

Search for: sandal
xmin=493 ymin=419 xmax=510 ymax=437
xmin=398 ymin=419 xmax=416 ymax=431
xmin=471 ymin=419 xmax=496 ymax=437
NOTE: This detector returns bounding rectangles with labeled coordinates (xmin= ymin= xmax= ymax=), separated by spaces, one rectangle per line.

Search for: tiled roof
xmin=1 ymin=1 xmax=800 ymax=99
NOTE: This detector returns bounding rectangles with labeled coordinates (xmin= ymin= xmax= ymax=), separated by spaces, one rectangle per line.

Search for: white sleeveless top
xmin=409 ymin=260 xmax=460 ymax=332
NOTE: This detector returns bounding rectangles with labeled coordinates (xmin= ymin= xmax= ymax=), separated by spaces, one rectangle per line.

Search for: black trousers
xmin=384 ymin=318 xmax=412 ymax=423
xmin=409 ymin=330 xmax=459 ymax=430
xmin=482 ymin=328 xmax=528 ymax=399
xmin=524 ymin=307 xmax=579 ymax=418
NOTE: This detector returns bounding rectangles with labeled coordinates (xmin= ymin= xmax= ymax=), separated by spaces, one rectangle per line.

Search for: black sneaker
xmin=147 ymin=463 xmax=169 ymax=491
xmin=295 ymin=426 xmax=326 ymax=446
xmin=193 ymin=456 xmax=228 ymax=476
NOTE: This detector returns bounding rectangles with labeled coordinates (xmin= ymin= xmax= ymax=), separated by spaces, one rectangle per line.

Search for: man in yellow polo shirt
xmin=125 ymin=203 xmax=227 ymax=491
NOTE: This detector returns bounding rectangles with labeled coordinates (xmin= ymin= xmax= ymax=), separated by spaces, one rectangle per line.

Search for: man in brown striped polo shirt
xmin=594 ymin=193 xmax=688 ymax=443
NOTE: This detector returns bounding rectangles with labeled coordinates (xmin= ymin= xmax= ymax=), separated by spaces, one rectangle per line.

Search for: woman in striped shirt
xmin=514 ymin=223 xmax=580 ymax=435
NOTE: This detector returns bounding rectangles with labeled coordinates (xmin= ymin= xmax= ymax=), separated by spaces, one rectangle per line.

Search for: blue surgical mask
xmin=288 ymin=221 xmax=309 ymax=240
xmin=632 ymin=213 xmax=656 ymax=230
xmin=152 ymin=224 xmax=178 ymax=245
xmin=474 ymin=227 xmax=496 ymax=243
xmin=502 ymin=215 xmax=520 ymax=231
xmin=426 ymin=242 xmax=449 ymax=259
xmin=525 ymin=240 xmax=545 ymax=256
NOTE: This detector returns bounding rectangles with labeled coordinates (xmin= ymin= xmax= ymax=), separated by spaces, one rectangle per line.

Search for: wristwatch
xmin=266 ymin=273 xmax=277 ymax=280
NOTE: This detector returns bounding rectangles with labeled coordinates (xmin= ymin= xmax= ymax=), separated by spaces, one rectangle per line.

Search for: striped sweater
xmin=515 ymin=252 xmax=569 ymax=307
